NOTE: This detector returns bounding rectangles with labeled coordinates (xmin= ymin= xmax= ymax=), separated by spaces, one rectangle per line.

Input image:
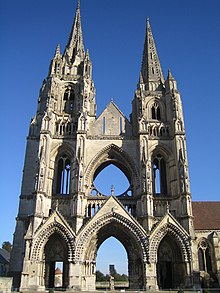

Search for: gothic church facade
xmin=9 ymin=1 xmax=220 ymax=291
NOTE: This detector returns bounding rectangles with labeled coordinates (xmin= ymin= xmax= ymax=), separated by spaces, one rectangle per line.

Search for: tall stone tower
xmin=10 ymin=1 xmax=195 ymax=291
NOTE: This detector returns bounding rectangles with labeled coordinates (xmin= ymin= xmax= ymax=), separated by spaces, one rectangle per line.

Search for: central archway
xmin=96 ymin=236 xmax=128 ymax=275
xmin=96 ymin=223 xmax=144 ymax=289
xmin=76 ymin=212 xmax=149 ymax=290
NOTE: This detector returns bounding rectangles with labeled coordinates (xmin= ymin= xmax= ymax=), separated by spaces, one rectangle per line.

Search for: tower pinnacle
xmin=139 ymin=18 xmax=164 ymax=91
xmin=64 ymin=0 xmax=84 ymax=62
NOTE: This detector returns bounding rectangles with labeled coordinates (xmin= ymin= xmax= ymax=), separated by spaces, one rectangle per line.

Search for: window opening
xmin=63 ymin=88 xmax=75 ymax=112
xmin=64 ymin=91 xmax=68 ymax=101
xmin=56 ymin=156 xmax=71 ymax=195
xmin=153 ymin=155 xmax=167 ymax=195
xmin=157 ymin=106 xmax=161 ymax=120
xmin=102 ymin=117 xmax=106 ymax=134
xmin=94 ymin=164 xmax=130 ymax=196
xmin=119 ymin=117 xmax=123 ymax=133
xmin=154 ymin=166 xmax=161 ymax=193
xmin=54 ymin=262 xmax=63 ymax=288
xmin=151 ymin=102 xmax=161 ymax=120
xmin=198 ymin=240 xmax=212 ymax=273
xmin=96 ymin=237 xmax=128 ymax=277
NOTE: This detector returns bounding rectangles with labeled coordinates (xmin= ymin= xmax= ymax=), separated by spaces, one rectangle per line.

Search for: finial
xmin=146 ymin=17 xmax=150 ymax=27
xmin=167 ymin=69 xmax=176 ymax=81
xmin=55 ymin=199 xmax=59 ymax=211
xmin=168 ymin=69 xmax=172 ymax=78
xmin=111 ymin=185 xmax=115 ymax=196
xmin=166 ymin=201 xmax=170 ymax=213
xmin=54 ymin=44 xmax=61 ymax=57
xmin=77 ymin=0 xmax=80 ymax=9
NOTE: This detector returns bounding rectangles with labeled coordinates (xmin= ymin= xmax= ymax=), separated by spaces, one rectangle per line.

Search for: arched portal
xmin=76 ymin=212 xmax=149 ymax=290
xmin=44 ymin=233 xmax=69 ymax=289
xmin=157 ymin=234 xmax=186 ymax=289
xmin=96 ymin=236 xmax=128 ymax=275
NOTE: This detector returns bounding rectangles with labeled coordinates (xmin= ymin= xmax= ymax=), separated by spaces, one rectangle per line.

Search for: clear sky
xmin=0 ymin=0 xmax=220 ymax=275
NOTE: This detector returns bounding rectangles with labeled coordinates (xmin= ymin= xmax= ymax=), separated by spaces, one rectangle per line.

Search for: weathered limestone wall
xmin=0 ymin=277 xmax=12 ymax=293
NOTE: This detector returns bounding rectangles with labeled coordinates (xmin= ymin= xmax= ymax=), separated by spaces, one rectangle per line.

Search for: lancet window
xmin=56 ymin=155 xmax=71 ymax=195
xmin=153 ymin=154 xmax=167 ymax=195
xmin=63 ymin=87 xmax=75 ymax=112
xmin=151 ymin=102 xmax=161 ymax=120
xmin=198 ymin=239 xmax=212 ymax=273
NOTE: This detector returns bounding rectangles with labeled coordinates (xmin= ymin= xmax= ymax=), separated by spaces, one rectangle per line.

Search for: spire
xmin=54 ymin=44 xmax=61 ymax=58
xmin=77 ymin=0 xmax=80 ymax=9
xmin=64 ymin=0 xmax=84 ymax=61
xmin=165 ymin=69 xmax=178 ymax=92
xmin=139 ymin=18 xmax=164 ymax=90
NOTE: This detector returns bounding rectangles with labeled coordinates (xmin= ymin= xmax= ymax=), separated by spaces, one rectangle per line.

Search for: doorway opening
xmin=157 ymin=234 xmax=186 ymax=289
xmin=96 ymin=237 xmax=128 ymax=289
xmin=54 ymin=262 xmax=63 ymax=288
xmin=96 ymin=236 xmax=128 ymax=276
xmin=44 ymin=233 xmax=69 ymax=289
xmin=93 ymin=223 xmax=145 ymax=290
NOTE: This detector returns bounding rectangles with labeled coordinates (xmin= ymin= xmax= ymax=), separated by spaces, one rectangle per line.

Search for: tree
xmin=96 ymin=270 xmax=108 ymax=282
xmin=2 ymin=241 xmax=12 ymax=252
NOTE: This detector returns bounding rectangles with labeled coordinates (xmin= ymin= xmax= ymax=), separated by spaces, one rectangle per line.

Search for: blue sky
xmin=0 ymin=0 xmax=220 ymax=274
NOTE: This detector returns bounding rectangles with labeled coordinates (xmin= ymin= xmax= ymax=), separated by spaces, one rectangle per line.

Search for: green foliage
xmin=2 ymin=241 xmax=12 ymax=252
xmin=96 ymin=268 xmax=128 ymax=282
xmin=96 ymin=270 xmax=108 ymax=282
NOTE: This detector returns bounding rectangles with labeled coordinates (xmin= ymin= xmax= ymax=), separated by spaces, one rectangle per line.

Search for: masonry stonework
xmin=9 ymin=1 xmax=220 ymax=291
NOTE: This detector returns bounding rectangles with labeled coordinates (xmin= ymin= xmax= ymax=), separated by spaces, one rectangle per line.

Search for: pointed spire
xmin=165 ymin=69 xmax=178 ymax=92
xmin=54 ymin=44 xmax=61 ymax=58
xmin=139 ymin=18 xmax=164 ymax=90
xmin=77 ymin=0 xmax=80 ymax=9
xmin=167 ymin=69 xmax=174 ymax=80
xmin=64 ymin=0 xmax=84 ymax=61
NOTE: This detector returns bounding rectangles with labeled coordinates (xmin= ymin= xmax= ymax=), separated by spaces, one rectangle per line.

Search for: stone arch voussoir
xmin=149 ymin=222 xmax=191 ymax=263
xmin=75 ymin=212 xmax=149 ymax=263
xmin=50 ymin=141 xmax=75 ymax=160
xmin=31 ymin=221 xmax=75 ymax=262
xmin=85 ymin=143 xmax=140 ymax=188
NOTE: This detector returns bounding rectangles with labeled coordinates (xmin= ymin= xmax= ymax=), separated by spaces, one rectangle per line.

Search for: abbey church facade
xmin=9 ymin=1 xmax=220 ymax=291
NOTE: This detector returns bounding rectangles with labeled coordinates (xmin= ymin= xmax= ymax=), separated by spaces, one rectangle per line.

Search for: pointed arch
xmin=85 ymin=144 xmax=140 ymax=191
xmin=149 ymin=143 xmax=171 ymax=161
xmin=197 ymin=237 xmax=213 ymax=273
xmin=50 ymin=141 xmax=75 ymax=160
xmin=75 ymin=212 xmax=149 ymax=263
xmin=50 ymin=144 xmax=75 ymax=195
xmin=149 ymin=222 xmax=191 ymax=263
xmin=146 ymin=98 xmax=165 ymax=120
xmin=62 ymin=84 xmax=75 ymax=113
xmin=149 ymin=143 xmax=173 ymax=196
xmin=31 ymin=220 xmax=75 ymax=262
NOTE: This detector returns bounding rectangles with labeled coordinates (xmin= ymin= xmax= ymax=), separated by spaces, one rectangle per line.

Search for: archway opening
xmin=44 ymin=233 xmax=69 ymax=289
xmin=157 ymin=234 xmax=186 ymax=289
xmin=96 ymin=236 xmax=128 ymax=276
xmin=91 ymin=223 xmax=145 ymax=290
xmin=93 ymin=164 xmax=130 ymax=196
xmin=54 ymin=262 xmax=63 ymax=288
